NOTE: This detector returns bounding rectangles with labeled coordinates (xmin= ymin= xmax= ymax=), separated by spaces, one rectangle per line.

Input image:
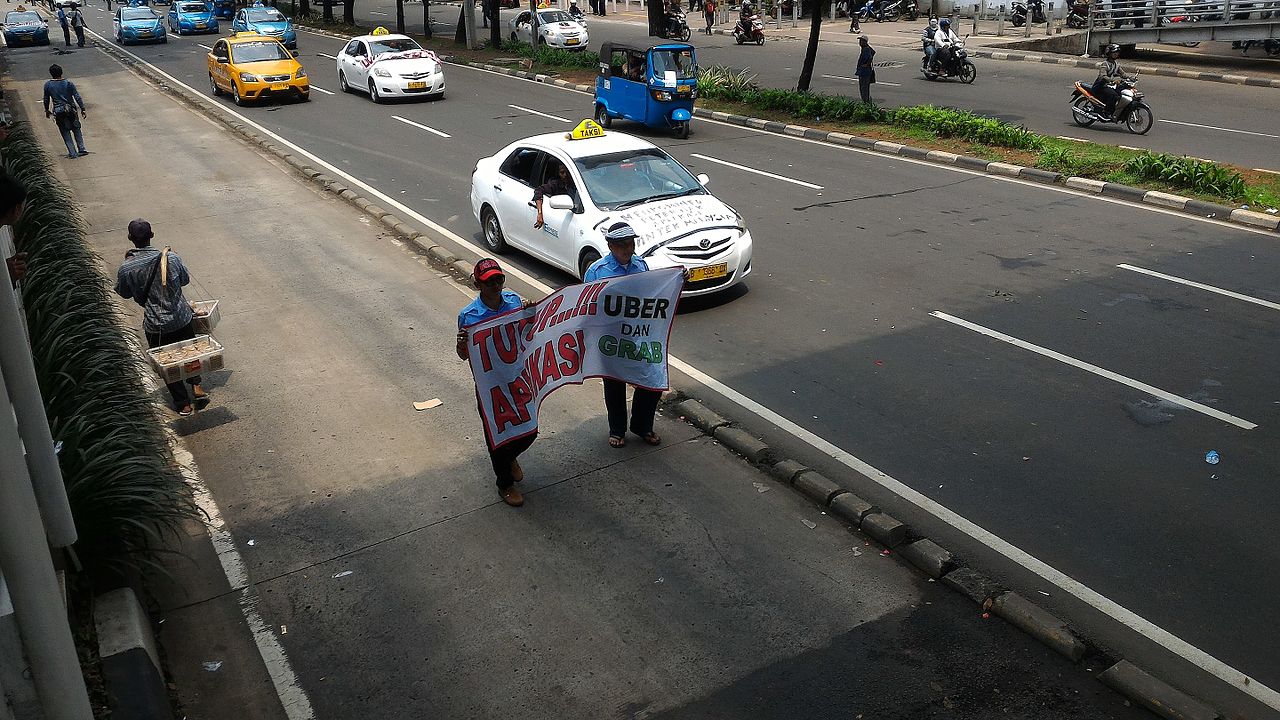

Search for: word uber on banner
xmin=466 ymin=268 xmax=684 ymax=449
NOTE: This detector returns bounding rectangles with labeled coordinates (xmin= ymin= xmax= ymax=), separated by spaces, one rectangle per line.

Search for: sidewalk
xmin=3 ymin=41 xmax=1153 ymax=719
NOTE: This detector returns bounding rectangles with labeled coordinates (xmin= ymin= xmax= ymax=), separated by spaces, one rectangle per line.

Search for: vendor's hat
xmin=127 ymin=219 xmax=153 ymax=242
xmin=604 ymin=222 xmax=639 ymax=243
xmin=473 ymin=258 xmax=505 ymax=283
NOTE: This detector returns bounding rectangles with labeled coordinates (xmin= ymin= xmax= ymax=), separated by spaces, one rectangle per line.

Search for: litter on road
xmin=1206 ymin=450 xmax=1221 ymax=465
xmin=333 ymin=570 xmax=354 ymax=579
xmin=413 ymin=398 xmax=444 ymax=411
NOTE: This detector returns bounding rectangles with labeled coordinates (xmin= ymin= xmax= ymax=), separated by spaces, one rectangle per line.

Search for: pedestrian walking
xmin=584 ymin=223 xmax=663 ymax=449
xmin=113 ymin=220 xmax=211 ymax=417
xmin=855 ymin=35 xmax=875 ymax=103
xmin=456 ymin=259 xmax=536 ymax=508
xmin=69 ymin=4 xmax=85 ymax=47
xmin=42 ymin=64 xmax=89 ymax=159
xmin=703 ymin=0 xmax=715 ymax=33
xmin=56 ymin=5 xmax=71 ymax=46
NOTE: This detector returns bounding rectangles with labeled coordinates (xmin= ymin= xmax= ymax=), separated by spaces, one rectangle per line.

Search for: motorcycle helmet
xmin=1104 ymin=43 xmax=1120 ymax=55
xmin=940 ymin=17 xmax=950 ymax=27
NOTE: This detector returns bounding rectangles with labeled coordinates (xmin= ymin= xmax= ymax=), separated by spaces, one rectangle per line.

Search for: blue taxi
xmin=167 ymin=0 xmax=217 ymax=34
xmin=231 ymin=3 xmax=295 ymax=50
xmin=113 ymin=5 xmax=167 ymax=44
xmin=2 ymin=9 xmax=50 ymax=46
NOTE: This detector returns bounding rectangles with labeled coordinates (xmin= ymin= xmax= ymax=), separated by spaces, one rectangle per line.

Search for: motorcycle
xmin=1010 ymin=0 xmax=1046 ymax=25
xmin=898 ymin=0 xmax=919 ymax=20
xmin=923 ymin=37 xmax=977 ymax=83
xmin=1069 ymin=75 xmax=1154 ymax=134
xmin=733 ymin=13 xmax=765 ymax=44
xmin=1066 ymin=0 xmax=1088 ymax=27
xmin=659 ymin=8 xmax=691 ymax=40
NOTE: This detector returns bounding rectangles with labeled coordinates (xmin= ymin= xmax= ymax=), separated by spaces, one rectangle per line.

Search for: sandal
xmin=608 ymin=435 xmax=626 ymax=448
xmin=177 ymin=405 xmax=194 ymax=417
xmin=193 ymin=394 xmax=211 ymax=410
xmin=635 ymin=430 xmax=661 ymax=446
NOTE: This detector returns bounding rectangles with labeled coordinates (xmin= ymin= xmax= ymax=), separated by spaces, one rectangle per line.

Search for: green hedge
xmin=2 ymin=123 xmax=199 ymax=574
xmin=1125 ymin=152 xmax=1247 ymax=201
xmin=499 ymin=39 xmax=600 ymax=69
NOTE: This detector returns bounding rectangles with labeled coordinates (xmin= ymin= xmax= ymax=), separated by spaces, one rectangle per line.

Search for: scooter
xmin=1069 ymin=75 xmax=1154 ymax=134
xmin=1066 ymin=0 xmax=1088 ymax=27
xmin=1010 ymin=0 xmax=1045 ymax=25
xmin=659 ymin=8 xmax=691 ymax=40
xmin=733 ymin=13 xmax=765 ymax=44
xmin=923 ymin=37 xmax=977 ymax=83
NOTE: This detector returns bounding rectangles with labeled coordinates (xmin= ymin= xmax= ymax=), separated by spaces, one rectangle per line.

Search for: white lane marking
xmin=508 ymin=103 xmax=571 ymax=123
xmin=103 ymin=36 xmax=1280 ymax=710
xmin=197 ymin=42 xmax=213 ymax=49
xmin=310 ymin=85 xmax=335 ymax=95
xmin=822 ymin=73 xmax=900 ymax=86
xmin=1118 ymin=263 xmax=1280 ymax=312
xmin=447 ymin=59 xmax=1280 ymax=240
xmin=391 ymin=114 xmax=450 ymax=137
xmin=688 ymin=152 xmax=823 ymax=190
xmin=1159 ymin=119 xmax=1280 ymax=140
xmin=317 ymin=52 xmax=338 ymax=59
xmin=930 ymin=310 xmax=1258 ymax=430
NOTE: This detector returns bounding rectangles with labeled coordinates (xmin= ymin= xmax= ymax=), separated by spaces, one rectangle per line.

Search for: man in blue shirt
xmin=114 ymin=219 xmax=210 ymax=416
xmin=584 ymin=223 xmax=662 ymax=448
xmin=42 ymin=64 xmax=89 ymax=159
xmin=456 ymin=258 xmax=536 ymax=507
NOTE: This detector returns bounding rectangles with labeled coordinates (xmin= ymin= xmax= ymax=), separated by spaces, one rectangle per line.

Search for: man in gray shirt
xmin=42 ymin=64 xmax=88 ymax=159
xmin=114 ymin=219 xmax=210 ymax=416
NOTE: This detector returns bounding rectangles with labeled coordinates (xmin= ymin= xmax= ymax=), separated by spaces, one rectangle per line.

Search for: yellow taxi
xmin=208 ymin=32 xmax=309 ymax=106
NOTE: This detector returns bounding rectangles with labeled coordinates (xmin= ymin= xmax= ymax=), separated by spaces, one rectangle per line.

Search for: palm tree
xmin=796 ymin=0 xmax=824 ymax=91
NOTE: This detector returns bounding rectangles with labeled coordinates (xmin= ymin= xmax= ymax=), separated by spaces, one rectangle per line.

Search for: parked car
xmin=2 ymin=9 xmax=50 ymax=46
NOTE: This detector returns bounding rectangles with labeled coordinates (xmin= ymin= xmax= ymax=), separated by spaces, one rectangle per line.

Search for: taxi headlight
xmin=238 ymin=72 xmax=260 ymax=82
xmin=373 ymin=67 xmax=391 ymax=77
xmin=295 ymin=68 xmax=307 ymax=79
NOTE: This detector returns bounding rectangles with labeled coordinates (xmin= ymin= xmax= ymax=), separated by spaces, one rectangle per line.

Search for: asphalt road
xmin=58 ymin=11 xmax=1280 ymax=717
xmin=334 ymin=1 xmax=1280 ymax=170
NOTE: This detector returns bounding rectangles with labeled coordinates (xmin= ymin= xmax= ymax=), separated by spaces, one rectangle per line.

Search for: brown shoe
xmin=500 ymin=485 xmax=524 ymax=507
xmin=510 ymin=459 xmax=524 ymax=483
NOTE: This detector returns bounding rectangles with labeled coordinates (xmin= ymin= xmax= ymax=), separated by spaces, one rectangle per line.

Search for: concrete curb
xmin=448 ymin=55 xmax=1280 ymax=234
xmin=662 ymin=395 xmax=1227 ymax=720
xmin=971 ymin=48 xmax=1280 ymax=90
xmin=94 ymin=33 xmax=1233 ymax=720
xmin=95 ymin=588 xmax=174 ymax=720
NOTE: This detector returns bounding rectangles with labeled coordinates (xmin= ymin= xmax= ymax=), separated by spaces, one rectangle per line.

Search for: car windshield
xmin=6 ymin=11 xmax=42 ymax=22
xmin=178 ymin=3 xmax=208 ymax=11
xmin=650 ymin=49 xmax=696 ymax=80
xmin=369 ymin=37 xmax=421 ymax=55
xmin=538 ymin=10 xmax=572 ymax=22
xmin=246 ymin=8 xmax=284 ymax=21
xmin=121 ymin=8 xmax=155 ymax=20
xmin=230 ymin=39 xmax=290 ymax=62
xmin=574 ymin=148 xmax=704 ymax=211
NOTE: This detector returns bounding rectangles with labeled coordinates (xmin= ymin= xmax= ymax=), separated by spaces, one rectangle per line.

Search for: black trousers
xmin=858 ymin=74 xmax=872 ymax=103
xmin=489 ymin=433 xmax=536 ymax=489
xmin=146 ymin=320 xmax=202 ymax=408
xmin=603 ymin=378 xmax=660 ymax=438
xmin=61 ymin=25 xmax=71 ymax=46
xmin=73 ymin=26 xmax=85 ymax=46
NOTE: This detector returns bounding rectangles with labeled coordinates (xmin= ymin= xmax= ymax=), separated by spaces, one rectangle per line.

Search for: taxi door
xmin=527 ymin=154 xmax=578 ymax=270
xmin=492 ymin=146 xmax=541 ymax=256
xmin=209 ymin=39 xmax=231 ymax=91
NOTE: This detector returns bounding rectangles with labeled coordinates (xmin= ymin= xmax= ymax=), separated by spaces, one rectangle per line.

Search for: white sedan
xmin=335 ymin=32 xmax=444 ymax=102
xmin=470 ymin=127 xmax=754 ymax=297
xmin=508 ymin=9 xmax=588 ymax=50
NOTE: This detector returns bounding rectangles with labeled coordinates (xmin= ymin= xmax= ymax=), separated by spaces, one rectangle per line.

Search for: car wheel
xmin=161 ymin=36 xmax=168 ymax=43
xmin=232 ymin=80 xmax=246 ymax=106
xmin=481 ymin=207 xmax=509 ymax=254
xmin=368 ymin=79 xmax=382 ymax=103
xmin=578 ymin=248 xmax=601 ymax=280
xmin=338 ymin=70 xmax=350 ymax=93
xmin=594 ymin=103 xmax=612 ymax=128
xmin=209 ymin=73 xmax=223 ymax=96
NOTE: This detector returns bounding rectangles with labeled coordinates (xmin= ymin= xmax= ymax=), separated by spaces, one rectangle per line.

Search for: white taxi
xmin=508 ymin=9 xmax=588 ymax=50
xmin=335 ymin=28 xmax=444 ymax=102
xmin=470 ymin=121 xmax=753 ymax=296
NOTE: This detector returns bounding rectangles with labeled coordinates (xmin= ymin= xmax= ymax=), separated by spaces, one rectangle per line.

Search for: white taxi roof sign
xmin=567 ymin=119 xmax=605 ymax=141
xmin=371 ymin=25 xmax=390 ymax=35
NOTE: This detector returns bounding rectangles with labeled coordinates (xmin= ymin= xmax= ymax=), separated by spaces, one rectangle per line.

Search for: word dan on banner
xmin=466 ymin=268 xmax=684 ymax=449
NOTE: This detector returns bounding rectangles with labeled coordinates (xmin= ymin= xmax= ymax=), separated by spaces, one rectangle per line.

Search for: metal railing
xmin=1087 ymin=0 xmax=1280 ymax=44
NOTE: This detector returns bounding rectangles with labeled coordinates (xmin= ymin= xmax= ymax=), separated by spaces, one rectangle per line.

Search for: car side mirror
xmin=216 ymin=56 xmax=228 ymax=62
xmin=547 ymin=195 xmax=574 ymax=211
xmin=290 ymin=49 xmax=298 ymax=57
xmin=696 ymin=173 xmax=710 ymax=185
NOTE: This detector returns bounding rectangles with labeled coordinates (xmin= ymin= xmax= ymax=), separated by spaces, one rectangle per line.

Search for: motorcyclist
xmin=933 ymin=18 xmax=959 ymax=71
xmin=922 ymin=17 xmax=939 ymax=66
xmin=1091 ymin=43 xmax=1133 ymax=117
xmin=665 ymin=0 xmax=684 ymax=35
xmin=568 ymin=0 xmax=585 ymax=20
xmin=736 ymin=2 xmax=756 ymax=37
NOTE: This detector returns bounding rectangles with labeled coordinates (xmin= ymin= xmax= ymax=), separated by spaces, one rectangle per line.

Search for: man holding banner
xmin=462 ymin=233 xmax=684 ymax=491
xmin=584 ymin=222 xmax=667 ymax=449
xmin=457 ymin=259 xmax=536 ymax=507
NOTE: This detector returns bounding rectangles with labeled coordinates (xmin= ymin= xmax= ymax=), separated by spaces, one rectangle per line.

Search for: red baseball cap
xmin=473 ymin=258 xmax=505 ymax=283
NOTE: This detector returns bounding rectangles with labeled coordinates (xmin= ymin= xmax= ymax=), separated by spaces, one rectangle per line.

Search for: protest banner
xmin=465 ymin=268 xmax=683 ymax=449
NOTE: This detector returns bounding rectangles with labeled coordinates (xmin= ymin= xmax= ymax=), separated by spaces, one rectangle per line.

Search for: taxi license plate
xmin=271 ymin=83 xmax=288 ymax=91
xmin=565 ymin=38 xmax=580 ymax=44
xmin=407 ymin=81 xmax=427 ymax=90
xmin=688 ymin=263 xmax=728 ymax=282
xmin=195 ymin=22 xmax=205 ymax=27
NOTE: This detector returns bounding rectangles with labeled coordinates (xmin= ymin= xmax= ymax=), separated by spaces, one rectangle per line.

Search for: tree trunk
xmin=322 ymin=0 xmax=333 ymax=22
xmin=424 ymin=0 xmax=432 ymax=37
xmin=298 ymin=0 xmax=310 ymax=17
xmin=342 ymin=0 xmax=354 ymax=24
xmin=796 ymin=0 xmax=823 ymax=90
xmin=456 ymin=4 xmax=466 ymax=41
xmin=646 ymin=0 xmax=664 ymax=35
xmin=396 ymin=0 xmax=405 ymax=31
xmin=490 ymin=0 xmax=501 ymax=46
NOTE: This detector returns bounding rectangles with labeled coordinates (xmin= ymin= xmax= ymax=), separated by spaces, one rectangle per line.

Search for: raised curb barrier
xmin=96 ymin=29 xmax=1234 ymax=720
xmin=447 ymin=55 xmax=1280 ymax=234
xmin=970 ymin=48 xmax=1280 ymax=89
xmin=991 ymin=591 xmax=1088 ymax=662
xmin=95 ymin=588 xmax=174 ymax=720
xmin=1099 ymin=660 xmax=1222 ymax=720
